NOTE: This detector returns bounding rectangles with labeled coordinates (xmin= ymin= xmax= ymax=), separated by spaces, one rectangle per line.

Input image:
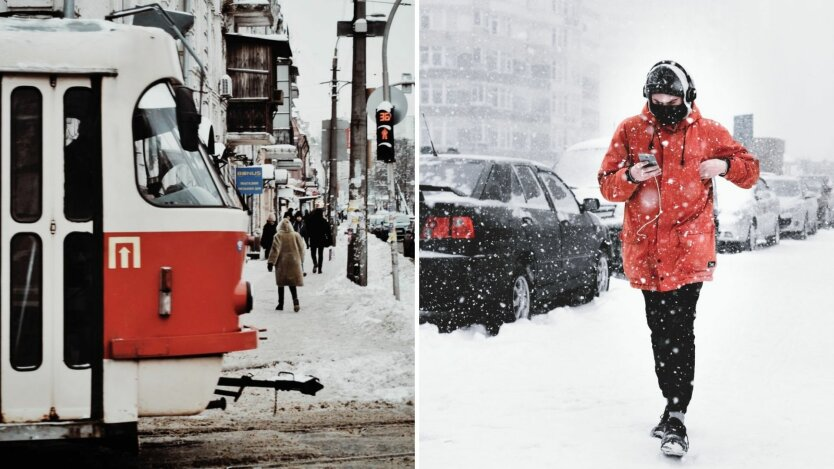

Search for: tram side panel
xmin=100 ymin=79 xmax=256 ymax=420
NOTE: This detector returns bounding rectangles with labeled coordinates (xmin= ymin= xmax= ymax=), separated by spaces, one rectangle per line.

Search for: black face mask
xmin=649 ymin=101 xmax=688 ymax=126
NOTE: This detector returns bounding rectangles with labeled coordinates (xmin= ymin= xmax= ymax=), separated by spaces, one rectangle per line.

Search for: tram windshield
xmin=134 ymin=82 xmax=233 ymax=207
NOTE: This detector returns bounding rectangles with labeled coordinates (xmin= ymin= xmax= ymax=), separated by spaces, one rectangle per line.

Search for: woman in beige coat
xmin=267 ymin=218 xmax=306 ymax=311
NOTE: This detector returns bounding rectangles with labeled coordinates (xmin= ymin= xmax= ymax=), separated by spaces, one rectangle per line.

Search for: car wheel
xmin=799 ymin=216 xmax=809 ymax=240
xmin=746 ymin=223 xmax=758 ymax=251
xmin=512 ymin=274 xmax=532 ymax=321
xmin=594 ymin=252 xmax=610 ymax=296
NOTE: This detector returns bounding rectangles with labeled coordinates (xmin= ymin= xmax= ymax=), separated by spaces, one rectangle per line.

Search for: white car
xmin=760 ymin=173 xmax=818 ymax=239
xmin=554 ymin=138 xmax=624 ymax=272
xmin=715 ymin=176 xmax=781 ymax=251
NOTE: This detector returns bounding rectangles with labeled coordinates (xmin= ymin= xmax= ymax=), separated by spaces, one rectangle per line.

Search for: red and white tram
xmin=0 ymin=16 xmax=258 ymax=446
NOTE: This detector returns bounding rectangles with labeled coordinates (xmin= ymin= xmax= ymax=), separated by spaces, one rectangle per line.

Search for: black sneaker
xmin=651 ymin=409 xmax=670 ymax=438
xmin=660 ymin=417 xmax=689 ymax=457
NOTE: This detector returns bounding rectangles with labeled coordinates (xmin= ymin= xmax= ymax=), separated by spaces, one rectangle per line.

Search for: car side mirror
xmin=174 ymin=86 xmax=201 ymax=152
xmin=582 ymin=198 xmax=600 ymax=212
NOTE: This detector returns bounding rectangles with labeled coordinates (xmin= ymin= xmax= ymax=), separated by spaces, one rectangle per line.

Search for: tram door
xmin=0 ymin=75 xmax=102 ymax=422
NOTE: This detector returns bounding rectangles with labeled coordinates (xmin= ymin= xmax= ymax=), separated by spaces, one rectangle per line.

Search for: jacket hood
xmin=642 ymin=102 xmax=701 ymax=130
xmin=278 ymin=218 xmax=294 ymax=233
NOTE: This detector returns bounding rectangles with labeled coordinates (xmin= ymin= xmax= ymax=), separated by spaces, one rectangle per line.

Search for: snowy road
xmin=419 ymin=230 xmax=834 ymax=468
xmin=137 ymin=229 xmax=416 ymax=467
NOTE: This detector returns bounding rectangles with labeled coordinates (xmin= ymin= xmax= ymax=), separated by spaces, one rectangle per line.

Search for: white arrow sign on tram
xmin=108 ymin=237 xmax=142 ymax=269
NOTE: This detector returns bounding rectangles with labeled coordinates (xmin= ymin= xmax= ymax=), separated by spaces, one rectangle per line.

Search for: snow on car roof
xmin=565 ymin=137 xmax=609 ymax=152
xmin=760 ymin=173 xmax=799 ymax=182
xmin=428 ymin=153 xmax=550 ymax=169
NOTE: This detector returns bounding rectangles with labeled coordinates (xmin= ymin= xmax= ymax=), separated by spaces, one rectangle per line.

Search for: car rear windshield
xmin=420 ymin=158 xmax=486 ymax=197
xmin=768 ymin=179 xmax=800 ymax=197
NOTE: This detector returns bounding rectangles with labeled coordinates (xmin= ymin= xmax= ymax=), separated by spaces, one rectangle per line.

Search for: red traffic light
xmin=376 ymin=108 xmax=395 ymax=163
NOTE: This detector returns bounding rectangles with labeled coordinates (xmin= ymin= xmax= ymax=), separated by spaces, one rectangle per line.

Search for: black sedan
xmin=419 ymin=154 xmax=612 ymax=335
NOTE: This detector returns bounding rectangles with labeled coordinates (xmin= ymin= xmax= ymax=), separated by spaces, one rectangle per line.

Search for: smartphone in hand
xmin=638 ymin=153 xmax=658 ymax=167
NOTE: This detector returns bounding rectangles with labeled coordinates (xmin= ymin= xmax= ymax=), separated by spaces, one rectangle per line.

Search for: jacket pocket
xmin=676 ymin=229 xmax=715 ymax=274
xmin=620 ymin=230 xmax=650 ymax=281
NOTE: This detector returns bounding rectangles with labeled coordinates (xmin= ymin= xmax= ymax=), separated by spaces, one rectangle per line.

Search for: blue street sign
xmin=236 ymin=167 xmax=263 ymax=195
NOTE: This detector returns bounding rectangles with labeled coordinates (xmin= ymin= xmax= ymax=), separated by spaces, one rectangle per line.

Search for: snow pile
xmin=223 ymin=226 xmax=414 ymax=410
xmin=420 ymin=231 xmax=834 ymax=468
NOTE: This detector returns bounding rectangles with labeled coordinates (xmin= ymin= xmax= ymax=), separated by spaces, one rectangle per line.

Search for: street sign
xmin=376 ymin=102 xmax=395 ymax=163
xmin=367 ymin=86 xmax=408 ymax=125
xmin=236 ymin=167 xmax=263 ymax=195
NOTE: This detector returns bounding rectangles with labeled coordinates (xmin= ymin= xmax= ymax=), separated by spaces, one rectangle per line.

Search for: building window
xmin=421 ymin=12 xmax=430 ymax=30
xmin=474 ymin=10 xmax=480 ymax=25
xmin=431 ymin=46 xmax=443 ymax=67
xmin=432 ymin=83 xmax=444 ymax=105
xmin=420 ymin=46 xmax=428 ymax=66
xmin=486 ymin=51 xmax=497 ymax=71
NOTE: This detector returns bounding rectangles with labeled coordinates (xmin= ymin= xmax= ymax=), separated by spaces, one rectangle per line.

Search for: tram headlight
xmin=234 ymin=280 xmax=253 ymax=315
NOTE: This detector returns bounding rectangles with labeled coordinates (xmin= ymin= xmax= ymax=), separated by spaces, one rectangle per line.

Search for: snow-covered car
xmin=554 ymin=138 xmax=624 ymax=272
xmin=800 ymin=175 xmax=833 ymax=228
xmin=419 ymin=154 xmax=613 ymax=334
xmin=384 ymin=213 xmax=414 ymax=238
xmin=760 ymin=173 xmax=818 ymax=238
xmin=715 ymin=176 xmax=781 ymax=251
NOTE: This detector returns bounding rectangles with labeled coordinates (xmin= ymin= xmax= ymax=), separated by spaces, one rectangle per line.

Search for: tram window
xmin=64 ymin=87 xmax=96 ymax=222
xmin=11 ymin=87 xmax=43 ymax=223
xmin=10 ymin=233 xmax=43 ymax=371
xmin=64 ymin=233 xmax=94 ymax=369
xmin=133 ymin=83 xmax=225 ymax=207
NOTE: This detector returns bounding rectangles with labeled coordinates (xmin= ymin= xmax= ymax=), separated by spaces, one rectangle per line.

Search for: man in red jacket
xmin=598 ymin=61 xmax=759 ymax=457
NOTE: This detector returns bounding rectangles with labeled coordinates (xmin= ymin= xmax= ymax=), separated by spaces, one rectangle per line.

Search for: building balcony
xmin=227 ymin=0 xmax=274 ymax=28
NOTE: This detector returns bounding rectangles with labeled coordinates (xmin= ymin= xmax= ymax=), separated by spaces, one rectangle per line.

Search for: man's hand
xmin=699 ymin=159 xmax=729 ymax=180
xmin=267 ymin=263 xmax=273 ymax=272
xmin=628 ymin=161 xmax=662 ymax=182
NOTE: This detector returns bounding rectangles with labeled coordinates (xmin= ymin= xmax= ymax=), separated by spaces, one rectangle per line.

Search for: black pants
xmin=278 ymin=285 xmax=298 ymax=304
xmin=641 ymin=282 xmax=702 ymax=413
xmin=310 ymin=246 xmax=324 ymax=271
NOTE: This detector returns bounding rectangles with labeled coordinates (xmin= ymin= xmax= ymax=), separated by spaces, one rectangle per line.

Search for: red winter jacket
xmin=598 ymin=104 xmax=759 ymax=291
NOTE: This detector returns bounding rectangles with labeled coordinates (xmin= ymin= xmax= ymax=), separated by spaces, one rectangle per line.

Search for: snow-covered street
xmin=419 ymin=231 xmax=834 ymax=468
xmin=226 ymin=226 xmax=415 ymax=407
xmin=132 ymin=228 xmax=415 ymax=467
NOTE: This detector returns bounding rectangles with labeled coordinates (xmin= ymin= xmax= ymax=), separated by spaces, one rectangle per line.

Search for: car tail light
xmin=422 ymin=216 xmax=450 ymax=239
xmin=422 ymin=216 xmax=475 ymax=239
xmin=451 ymin=216 xmax=475 ymax=239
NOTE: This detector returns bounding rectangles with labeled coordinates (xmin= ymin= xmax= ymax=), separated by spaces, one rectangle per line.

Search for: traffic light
xmin=376 ymin=102 xmax=395 ymax=163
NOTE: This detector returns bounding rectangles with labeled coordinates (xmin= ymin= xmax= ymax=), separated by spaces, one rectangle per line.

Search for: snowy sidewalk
xmin=420 ymin=231 xmax=834 ymax=468
xmin=223 ymin=226 xmax=415 ymax=409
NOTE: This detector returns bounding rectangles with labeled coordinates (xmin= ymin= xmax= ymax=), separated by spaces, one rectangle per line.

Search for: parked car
xmin=554 ymin=138 xmax=624 ymax=273
xmin=419 ymin=154 xmax=613 ymax=334
xmin=759 ymin=172 xmax=818 ymax=238
xmin=800 ymin=175 xmax=833 ymax=228
xmin=715 ymin=176 xmax=781 ymax=251
xmin=384 ymin=213 xmax=414 ymax=239
xmin=369 ymin=213 xmax=388 ymax=237
xmin=403 ymin=219 xmax=415 ymax=258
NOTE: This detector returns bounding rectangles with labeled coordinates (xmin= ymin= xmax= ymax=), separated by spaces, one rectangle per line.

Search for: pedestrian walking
xmin=598 ymin=60 xmax=759 ymax=458
xmin=292 ymin=212 xmax=308 ymax=248
xmin=259 ymin=213 xmax=277 ymax=260
xmin=267 ymin=218 xmax=305 ymax=312
xmin=304 ymin=202 xmax=331 ymax=274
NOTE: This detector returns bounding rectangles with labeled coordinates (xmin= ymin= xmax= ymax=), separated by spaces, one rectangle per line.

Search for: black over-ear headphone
xmin=643 ymin=60 xmax=697 ymax=103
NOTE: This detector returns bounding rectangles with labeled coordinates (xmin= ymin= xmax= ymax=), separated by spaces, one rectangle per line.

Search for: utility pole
xmin=380 ymin=0 xmax=402 ymax=300
xmin=328 ymin=45 xmax=339 ymax=246
xmin=348 ymin=0 xmax=368 ymax=286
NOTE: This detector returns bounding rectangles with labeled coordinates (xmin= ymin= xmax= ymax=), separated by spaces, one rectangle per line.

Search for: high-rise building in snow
xmin=419 ymin=0 xmax=600 ymax=165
